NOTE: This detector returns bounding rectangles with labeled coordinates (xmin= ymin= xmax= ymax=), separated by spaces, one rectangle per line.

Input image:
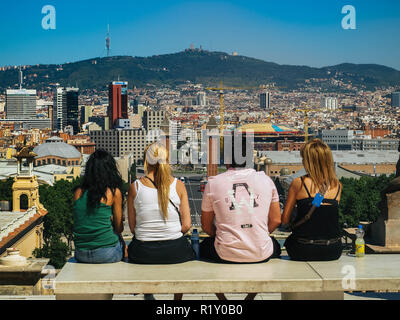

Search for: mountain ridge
xmin=1 ymin=50 xmax=399 ymax=92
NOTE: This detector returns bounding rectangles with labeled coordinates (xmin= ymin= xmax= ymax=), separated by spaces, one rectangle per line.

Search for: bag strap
xmin=144 ymin=176 xmax=181 ymax=217
xmin=289 ymin=183 xmax=329 ymax=231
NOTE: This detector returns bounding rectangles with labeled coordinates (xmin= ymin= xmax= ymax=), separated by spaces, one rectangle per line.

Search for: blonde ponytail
xmin=155 ymin=163 xmax=171 ymax=220
xmin=144 ymin=142 xmax=172 ymax=220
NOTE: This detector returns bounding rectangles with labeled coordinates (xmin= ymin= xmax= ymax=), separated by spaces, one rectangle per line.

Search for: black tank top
xmin=292 ymin=176 xmax=342 ymax=240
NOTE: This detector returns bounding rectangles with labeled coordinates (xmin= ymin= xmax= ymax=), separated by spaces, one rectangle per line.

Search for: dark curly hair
xmin=80 ymin=149 xmax=124 ymax=210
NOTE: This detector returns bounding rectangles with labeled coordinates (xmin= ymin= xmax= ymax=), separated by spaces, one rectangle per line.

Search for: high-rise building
xmin=53 ymin=87 xmax=67 ymax=131
xmin=197 ymin=92 xmax=207 ymax=107
xmin=53 ymin=87 xmax=79 ymax=133
xmin=321 ymin=97 xmax=338 ymax=110
xmin=66 ymin=88 xmax=79 ymax=134
xmin=108 ymin=81 xmax=128 ymax=129
xmin=260 ymin=91 xmax=270 ymax=109
xmin=5 ymin=89 xmax=37 ymax=119
xmin=392 ymin=92 xmax=400 ymax=108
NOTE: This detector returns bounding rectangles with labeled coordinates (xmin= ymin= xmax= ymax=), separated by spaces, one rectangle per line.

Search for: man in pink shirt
xmin=201 ymin=135 xmax=282 ymax=299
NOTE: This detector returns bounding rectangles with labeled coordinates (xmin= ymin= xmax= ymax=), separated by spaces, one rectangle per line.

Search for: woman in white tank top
xmin=133 ymin=177 xmax=182 ymax=241
xmin=127 ymin=142 xmax=195 ymax=290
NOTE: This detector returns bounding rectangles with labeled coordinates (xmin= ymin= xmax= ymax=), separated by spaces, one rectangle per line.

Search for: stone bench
xmin=54 ymin=254 xmax=400 ymax=300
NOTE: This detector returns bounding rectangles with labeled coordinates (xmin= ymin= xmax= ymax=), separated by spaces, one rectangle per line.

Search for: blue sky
xmin=1 ymin=0 xmax=399 ymax=69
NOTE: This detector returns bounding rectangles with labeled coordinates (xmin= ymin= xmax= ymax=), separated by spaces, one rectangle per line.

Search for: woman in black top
xmin=282 ymin=139 xmax=343 ymax=261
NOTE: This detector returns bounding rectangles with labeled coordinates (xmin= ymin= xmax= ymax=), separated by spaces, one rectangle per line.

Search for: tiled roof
xmin=0 ymin=207 xmax=44 ymax=245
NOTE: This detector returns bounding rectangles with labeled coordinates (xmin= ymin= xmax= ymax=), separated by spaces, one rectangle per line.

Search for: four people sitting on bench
xmin=72 ymin=137 xmax=344 ymax=298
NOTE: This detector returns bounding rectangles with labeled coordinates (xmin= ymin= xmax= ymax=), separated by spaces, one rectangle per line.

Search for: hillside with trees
xmin=1 ymin=50 xmax=399 ymax=92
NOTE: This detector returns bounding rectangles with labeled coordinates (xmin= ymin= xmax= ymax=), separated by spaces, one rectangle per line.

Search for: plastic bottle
xmin=355 ymin=225 xmax=365 ymax=258
xmin=191 ymin=229 xmax=200 ymax=260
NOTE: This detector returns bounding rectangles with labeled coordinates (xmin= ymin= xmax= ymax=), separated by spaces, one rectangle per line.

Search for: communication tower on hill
xmin=106 ymin=24 xmax=111 ymax=57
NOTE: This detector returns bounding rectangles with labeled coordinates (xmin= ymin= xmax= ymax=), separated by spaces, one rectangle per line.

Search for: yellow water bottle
xmin=355 ymin=225 xmax=365 ymax=258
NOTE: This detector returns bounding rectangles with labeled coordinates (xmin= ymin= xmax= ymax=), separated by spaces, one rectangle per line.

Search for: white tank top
xmin=133 ymin=178 xmax=182 ymax=241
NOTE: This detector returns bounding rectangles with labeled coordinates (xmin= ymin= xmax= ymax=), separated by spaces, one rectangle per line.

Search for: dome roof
xmin=34 ymin=142 xmax=81 ymax=159
xmin=238 ymin=123 xmax=300 ymax=135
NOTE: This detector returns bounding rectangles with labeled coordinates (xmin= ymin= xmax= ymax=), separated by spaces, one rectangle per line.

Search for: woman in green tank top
xmin=73 ymin=149 xmax=125 ymax=264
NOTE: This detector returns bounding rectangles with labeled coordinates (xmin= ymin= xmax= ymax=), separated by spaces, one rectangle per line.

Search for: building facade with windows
xmin=321 ymin=129 xmax=354 ymax=150
xmin=108 ymin=81 xmax=128 ymax=129
xmin=5 ymin=89 xmax=37 ymax=120
xmin=260 ymin=91 xmax=270 ymax=109
xmin=53 ymin=87 xmax=79 ymax=133
xmin=392 ymin=92 xmax=400 ymax=108
xmin=142 ymin=111 xmax=165 ymax=131
xmin=89 ymin=129 xmax=149 ymax=163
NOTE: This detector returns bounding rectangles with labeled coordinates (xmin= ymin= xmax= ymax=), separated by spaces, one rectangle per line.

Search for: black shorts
xmin=284 ymin=234 xmax=342 ymax=261
xmin=128 ymin=236 xmax=195 ymax=264
xmin=200 ymin=236 xmax=282 ymax=264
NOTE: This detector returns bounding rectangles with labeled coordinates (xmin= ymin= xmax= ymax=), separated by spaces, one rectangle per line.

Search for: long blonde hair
xmin=144 ymin=142 xmax=171 ymax=219
xmin=300 ymin=138 xmax=339 ymax=193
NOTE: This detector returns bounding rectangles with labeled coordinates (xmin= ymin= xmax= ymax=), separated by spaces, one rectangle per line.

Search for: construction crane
xmin=266 ymin=111 xmax=274 ymax=123
xmin=295 ymin=106 xmax=324 ymax=142
xmin=206 ymin=81 xmax=265 ymax=135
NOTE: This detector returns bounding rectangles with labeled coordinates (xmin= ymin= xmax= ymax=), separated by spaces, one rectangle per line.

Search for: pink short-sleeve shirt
xmin=201 ymin=168 xmax=279 ymax=262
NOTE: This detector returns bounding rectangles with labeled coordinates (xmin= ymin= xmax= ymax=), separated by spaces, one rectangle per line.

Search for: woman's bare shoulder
xmin=74 ymin=188 xmax=83 ymax=201
xmin=290 ymin=177 xmax=303 ymax=189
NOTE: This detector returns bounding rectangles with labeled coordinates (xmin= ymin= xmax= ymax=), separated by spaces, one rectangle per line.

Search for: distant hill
xmin=1 ymin=50 xmax=399 ymax=92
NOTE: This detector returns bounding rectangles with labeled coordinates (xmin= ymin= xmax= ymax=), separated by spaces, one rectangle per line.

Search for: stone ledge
xmin=54 ymin=255 xmax=400 ymax=297
xmin=0 ymin=258 xmax=49 ymax=286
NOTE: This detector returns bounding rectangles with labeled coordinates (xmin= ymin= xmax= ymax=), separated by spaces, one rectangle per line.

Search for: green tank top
xmin=73 ymin=190 xmax=119 ymax=250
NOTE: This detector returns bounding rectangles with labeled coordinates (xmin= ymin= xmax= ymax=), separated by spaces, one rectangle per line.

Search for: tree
xmin=0 ymin=177 xmax=14 ymax=206
xmin=33 ymin=177 xmax=82 ymax=268
xmin=339 ymin=174 xmax=395 ymax=227
xmin=33 ymin=237 xmax=70 ymax=269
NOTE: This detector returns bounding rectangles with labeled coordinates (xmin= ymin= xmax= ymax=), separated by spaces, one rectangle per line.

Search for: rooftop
xmin=0 ymin=208 xmax=37 ymax=244
xmin=239 ymin=123 xmax=300 ymax=134
xmin=33 ymin=141 xmax=81 ymax=160
xmin=258 ymin=150 xmax=398 ymax=164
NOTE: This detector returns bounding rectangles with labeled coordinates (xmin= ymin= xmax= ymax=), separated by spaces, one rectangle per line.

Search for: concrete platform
xmin=54 ymin=255 xmax=400 ymax=300
xmin=2 ymin=292 xmax=400 ymax=300
xmin=308 ymin=254 xmax=400 ymax=292
xmin=55 ymin=258 xmax=322 ymax=295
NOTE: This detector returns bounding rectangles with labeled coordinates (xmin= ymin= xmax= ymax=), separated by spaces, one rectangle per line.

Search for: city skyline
xmin=1 ymin=0 xmax=400 ymax=70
